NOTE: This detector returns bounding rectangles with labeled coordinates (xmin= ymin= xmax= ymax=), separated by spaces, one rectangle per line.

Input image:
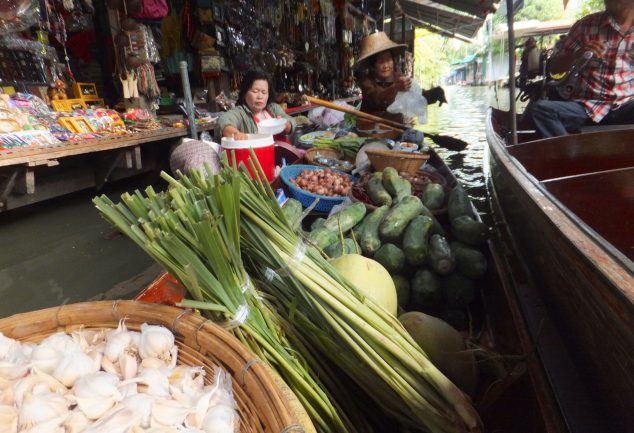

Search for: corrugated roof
xmin=398 ymin=0 xmax=501 ymax=41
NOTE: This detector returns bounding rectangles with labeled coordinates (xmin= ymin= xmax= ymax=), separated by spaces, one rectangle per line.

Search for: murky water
xmin=0 ymin=85 xmax=513 ymax=317
xmin=424 ymin=85 xmax=518 ymax=215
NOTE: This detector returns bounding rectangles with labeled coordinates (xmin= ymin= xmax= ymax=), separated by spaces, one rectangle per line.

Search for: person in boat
xmin=354 ymin=32 xmax=447 ymax=130
xmin=215 ymin=69 xmax=295 ymax=141
xmin=524 ymin=0 xmax=634 ymax=138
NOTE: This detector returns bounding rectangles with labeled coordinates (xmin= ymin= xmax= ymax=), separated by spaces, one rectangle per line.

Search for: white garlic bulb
xmin=18 ymin=415 xmax=65 ymax=433
xmin=121 ymin=392 xmax=154 ymax=428
xmin=0 ymin=404 xmax=18 ymax=433
xmin=29 ymin=344 xmax=62 ymax=374
xmin=64 ymin=409 xmax=92 ymax=433
xmin=151 ymin=398 xmax=191 ymax=427
xmin=18 ymin=391 xmax=69 ymax=430
xmin=201 ymin=404 xmax=235 ymax=433
xmin=138 ymin=324 xmax=175 ymax=362
xmin=12 ymin=368 xmax=67 ymax=407
xmin=105 ymin=320 xmax=134 ymax=363
xmin=0 ymin=333 xmax=22 ymax=362
xmin=38 ymin=332 xmax=81 ymax=354
xmin=73 ymin=372 xmax=122 ymax=420
xmin=53 ymin=350 xmax=100 ymax=387
xmin=81 ymin=407 xmax=137 ymax=433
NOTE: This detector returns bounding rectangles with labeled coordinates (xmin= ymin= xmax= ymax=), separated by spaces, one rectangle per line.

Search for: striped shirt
xmin=557 ymin=12 xmax=634 ymax=122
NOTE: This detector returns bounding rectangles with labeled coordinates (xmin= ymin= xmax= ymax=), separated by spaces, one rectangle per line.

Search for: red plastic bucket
xmin=221 ymin=134 xmax=275 ymax=181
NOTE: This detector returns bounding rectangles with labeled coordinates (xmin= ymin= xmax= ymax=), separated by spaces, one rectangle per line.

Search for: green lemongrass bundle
xmin=234 ymin=155 xmax=481 ymax=433
xmin=93 ymin=170 xmax=352 ymax=433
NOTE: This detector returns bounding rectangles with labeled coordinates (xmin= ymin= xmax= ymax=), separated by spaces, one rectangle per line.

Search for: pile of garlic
xmin=0 ymin=321 xmax=237 ymax=433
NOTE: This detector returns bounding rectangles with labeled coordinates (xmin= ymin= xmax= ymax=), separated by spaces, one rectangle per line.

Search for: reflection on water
xmin=423 ymin=85 xmax=520 ymax=214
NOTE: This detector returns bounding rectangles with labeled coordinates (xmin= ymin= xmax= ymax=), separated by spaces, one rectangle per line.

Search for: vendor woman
xmin=355 ymin=32 xmax=447 ymax=128
xmin=215 ymin=70 xmax=295 ymax=141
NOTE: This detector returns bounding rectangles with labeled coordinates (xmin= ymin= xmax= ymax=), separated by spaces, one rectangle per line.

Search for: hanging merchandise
xmin=130 ymin=0 xmax=168 ymax=20
xmin=48 ymin=0 xmax=75 ymax=81
xmin=0 ymin=0 xmax=39 ymax=35
xmin=138 ymin=63 xmax=160 ymax=99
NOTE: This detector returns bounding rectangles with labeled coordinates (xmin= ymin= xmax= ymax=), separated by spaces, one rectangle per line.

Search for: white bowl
xmin=258 ymin=118 xmax=287 ymax=135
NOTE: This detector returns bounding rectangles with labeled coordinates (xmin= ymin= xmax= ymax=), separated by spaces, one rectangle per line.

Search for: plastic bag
xmin=308 ymin=101 xmax=355 ymax=128
xmin=387 ymin=80 xmax=427 ymax=124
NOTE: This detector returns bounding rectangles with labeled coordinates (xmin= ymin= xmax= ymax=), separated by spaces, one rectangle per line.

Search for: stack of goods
xmin=95 ymin=160 xmax=483 ymax=433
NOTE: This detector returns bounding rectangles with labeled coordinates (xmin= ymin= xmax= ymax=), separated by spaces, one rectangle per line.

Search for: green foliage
xmin=413 ymin=29 xmax=451 ymax=88
xmin=577 ymin=0 xmax=604 ymax=17
xmin=493 ymin=0 xmax=566 ymax=25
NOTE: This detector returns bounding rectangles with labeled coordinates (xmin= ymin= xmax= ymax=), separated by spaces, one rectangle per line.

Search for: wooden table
xmin=0 ymin=124 xmax=214 ymax=212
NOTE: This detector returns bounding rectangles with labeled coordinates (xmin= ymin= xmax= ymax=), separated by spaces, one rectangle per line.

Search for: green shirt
xmin=214 ymin=103 xmax=296 ymax=142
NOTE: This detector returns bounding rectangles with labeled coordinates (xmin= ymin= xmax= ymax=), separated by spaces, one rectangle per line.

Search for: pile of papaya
xmin=282 ymin=167 xmax=490 ymax=328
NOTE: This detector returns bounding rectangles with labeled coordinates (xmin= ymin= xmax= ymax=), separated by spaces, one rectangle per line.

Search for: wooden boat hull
xmin=486 ymin=108 xmax=634 ymax=433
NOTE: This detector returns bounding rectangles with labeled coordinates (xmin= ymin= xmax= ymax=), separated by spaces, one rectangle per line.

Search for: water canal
xmin=0 ymin=85 xmax=520 ymax=317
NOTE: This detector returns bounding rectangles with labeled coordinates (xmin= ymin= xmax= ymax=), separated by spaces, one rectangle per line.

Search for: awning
xmin=450 ymin=53 xmax=478 ymax=65
xmin=492 ymin=18 xmax=574 ymax=39
xmin=398 ymin=0 xmax=501 ymax=42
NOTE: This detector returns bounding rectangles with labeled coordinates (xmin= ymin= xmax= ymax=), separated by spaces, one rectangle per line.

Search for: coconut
xmin=329 ymin=254 xmax=398 ymax=316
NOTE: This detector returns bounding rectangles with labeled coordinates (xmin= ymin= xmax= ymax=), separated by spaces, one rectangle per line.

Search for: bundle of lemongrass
xmin=235 ymin=156 xmax=481 ymax=433
xmin=93 ymin=171 xmax=352 ymax=433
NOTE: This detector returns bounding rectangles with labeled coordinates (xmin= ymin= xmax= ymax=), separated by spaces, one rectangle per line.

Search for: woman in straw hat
xmin=355 ymin=32 xmax=447 ymax=128
xmin=355 ymin=32 xmax=411 ymax=126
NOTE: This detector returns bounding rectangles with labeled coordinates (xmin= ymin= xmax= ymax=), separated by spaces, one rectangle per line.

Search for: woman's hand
xmin=232 ymin=132 xmax=249 ymax=140
xmin=277 ymin=116 xmax=292 ymax=134
xmin=395 ymin=75 xmax=412 ymax=92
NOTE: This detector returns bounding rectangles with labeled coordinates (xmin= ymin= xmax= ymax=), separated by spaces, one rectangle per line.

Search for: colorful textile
xmin=557 ymin=12 xmax=634 ymax=122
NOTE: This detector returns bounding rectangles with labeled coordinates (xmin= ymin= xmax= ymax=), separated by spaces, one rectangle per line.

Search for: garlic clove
xmin=73 ymin=372 xmax=122 ymax=420
xmin=0 ymin=404 xmax=18 ymax=433
xmin=119 ymin=349 xmax=139 ymax=380
xmin=121 ymin=392 xmax=154 ymax=428
xmin=105 ymin=326 xmax=134 ymax=363
xmin=64 ymin=409 xmax=92 ymax=433
xmin=13 ymin=369 xmax=68 ymax=407
xmin=80 ymin=407 xmax=137 ymax=433
xmin=140 ymin=357 xmax=164 ymax=370
xmin=138 ymin=324 xmax=175 ymax=361
xmin=18 ymin=391 xmax=69 ymax=429
xmin=18 ymin=415 xmax=65 ymax=433
xmin=201 ymin=404 xmax=235 ymax=433
xmin=118 ymin=382 xmax=138 ymax=398
xmin=0 ymin=333 xmax=22 ymax=363
xmin=0 ymin=360 xmax=29 ymax=381
xmin=124 ymin=367 xmax=170 ymax=399
xmin=29 ymin=345 xmax=62 ymax=374
xmin=101 ymin=356 xmax=121 ymax=379
xmin=150 ymin=398 xmax=190 ymax=427
xmin=53 ymin=350 xmax=100 ymax=387
xmin=38 ymin=332 xmax=81 ymax=354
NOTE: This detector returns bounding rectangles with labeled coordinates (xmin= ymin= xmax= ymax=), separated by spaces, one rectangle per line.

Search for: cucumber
xmin=382 ymin=167 xmax=402 ymax=196
xmin=448 ymin=185 xmax=475 ymax=221
xmin=451 ymin=241 xmax=488 ymax=279
xmin=451 ymin=216 xmax=489 ymax=246
xmin=394 ymin=178 xmax=412 ymax=203
xmin=359 ymin=205 xmax=390 ymax=255
xmin=421 ymin=183 xmax=445 ymax=210
xmin=392 ymin=275 xmax=411 ymax=309
xmin=379 ymin=195 xmax=424 ymax=243
xmin=440 ymin=274 xmax=475 ymax=308
xmin=282 ymin=198 xmax=303 ymax=229
xmin=367 ymin=172 xmax=392 ymax=206
xmin=402 ymin=215 xmax=433 ymax=266
xmin=374 ymin=243 xmax=405 ymax=274
xmin=419 ymin=205 xmax=446 ymax=236
xmin=427 ymin=234 xmax=455 ymax=275
xmin=310 ymin=217 xmax=326 ymax=231
xmin=307 ymin=228 xmax=338 ymax=251
xmin=324 ymin=238 xmax=360 ymax=258
xmin=409 ymin=269 xmax=442 ymax=310
xmin=323 ymin=202 xmax=367 ymax=233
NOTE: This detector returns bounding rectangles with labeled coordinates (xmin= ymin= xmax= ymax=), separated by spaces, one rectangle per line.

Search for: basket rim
xmin=280 ymin=165 xmax=351 ymax=205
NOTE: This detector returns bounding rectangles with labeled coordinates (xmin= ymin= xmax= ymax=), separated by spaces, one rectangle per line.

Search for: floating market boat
xmin=136 ymin=146 xmax=569 ymax=433
xmin=486 ymin=107 xmax=634 ymax=433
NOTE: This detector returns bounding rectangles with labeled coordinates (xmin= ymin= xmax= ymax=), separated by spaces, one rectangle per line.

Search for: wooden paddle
xmin=304 ymin=95 xmax=469 ymax=151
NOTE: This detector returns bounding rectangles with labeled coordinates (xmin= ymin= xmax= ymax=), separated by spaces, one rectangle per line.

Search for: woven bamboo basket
xmin=365 ymin=148 xmax=430 ymax=175
xmin=0 ymin=300 xmax=314 ymax=433
xmin=304 ymin=147 xmax=343 ymax=165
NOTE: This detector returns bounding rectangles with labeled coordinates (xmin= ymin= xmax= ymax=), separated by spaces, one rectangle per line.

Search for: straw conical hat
xmin=354 ymin=32 xmax=407 ymax=71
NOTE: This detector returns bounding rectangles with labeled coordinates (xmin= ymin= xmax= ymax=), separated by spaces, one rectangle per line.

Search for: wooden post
xmin=506 ymin=0 xmax=518 ymax=145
